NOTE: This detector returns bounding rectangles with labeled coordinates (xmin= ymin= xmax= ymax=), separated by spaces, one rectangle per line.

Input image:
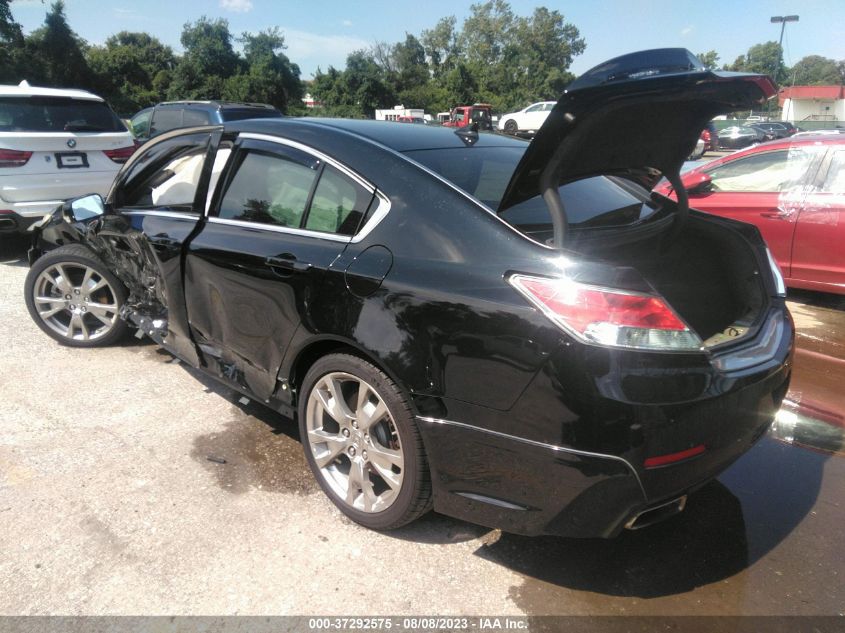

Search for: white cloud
xmin=220 ymin=0 xmax=253 ymax=13
xmin=680 ymin=26 xmax=693 ymax=36
xmin=282 ymin=29 xmax=370 ymax=76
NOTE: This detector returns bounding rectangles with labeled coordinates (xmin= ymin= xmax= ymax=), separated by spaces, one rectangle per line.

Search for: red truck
xmin=441 ymin=104 xmax=494 ymax=131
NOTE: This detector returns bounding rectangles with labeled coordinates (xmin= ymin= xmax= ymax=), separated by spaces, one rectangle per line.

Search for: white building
xmin=374 ymin=105 xmax=425 ymax=121
xmin=779 ymin=86 xmax=845 ymax=122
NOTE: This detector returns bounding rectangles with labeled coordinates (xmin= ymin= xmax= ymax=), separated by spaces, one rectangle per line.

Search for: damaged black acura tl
xmin=24 ymin=49 xmax=793 ymax=537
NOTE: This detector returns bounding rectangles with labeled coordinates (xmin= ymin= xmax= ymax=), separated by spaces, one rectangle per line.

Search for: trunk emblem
xmin=66 ymin=139 xmax=76 ymax=148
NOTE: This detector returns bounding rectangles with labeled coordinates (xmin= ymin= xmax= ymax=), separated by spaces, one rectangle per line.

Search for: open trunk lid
xmin=497 ymin=48 xmax=777 ymax=215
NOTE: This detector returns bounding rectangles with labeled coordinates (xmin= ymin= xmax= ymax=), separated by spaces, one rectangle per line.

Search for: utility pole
xmin=769 ymin=15 xmax=798 ymax=120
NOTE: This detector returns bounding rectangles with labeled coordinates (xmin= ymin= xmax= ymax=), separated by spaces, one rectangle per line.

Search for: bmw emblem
xmin=66 ymin=139 xmax=76 ymax=148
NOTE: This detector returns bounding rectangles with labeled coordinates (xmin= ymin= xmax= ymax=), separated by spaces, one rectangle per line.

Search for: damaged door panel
xmin=32 ymin=127 xmax=223 ymax=365
xmin=183 ymin=136 xmax=367 ymax=401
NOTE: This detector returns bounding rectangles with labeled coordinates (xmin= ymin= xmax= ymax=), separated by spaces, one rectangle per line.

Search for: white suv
xmin=0 ymin=81 xmax=135 ymax=235
xmin=498 ymin=101 xmax=556 ymax=136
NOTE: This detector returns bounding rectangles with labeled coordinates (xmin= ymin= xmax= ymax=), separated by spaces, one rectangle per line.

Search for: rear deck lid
xmin=497 ymin=48 xmax=777 ymax=212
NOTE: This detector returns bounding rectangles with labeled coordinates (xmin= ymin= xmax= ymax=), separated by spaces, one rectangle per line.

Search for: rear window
xmin=221 ymin=108 xmax=283 ymax=122
xmin=405 ymin=146 xmax=660 ymax=233
xmin=0 ymin=97 xmax=125 ymax=132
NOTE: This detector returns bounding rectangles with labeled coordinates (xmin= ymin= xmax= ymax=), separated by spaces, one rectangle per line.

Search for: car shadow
xmin=474 ymin=435 xmax=829 ymax=600
xmin=0 ymin=235 xmax=31 ymax=267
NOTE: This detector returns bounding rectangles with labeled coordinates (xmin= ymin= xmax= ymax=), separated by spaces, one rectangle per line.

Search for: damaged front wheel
xmin=25 ymin=244 xmax=129 ymax=347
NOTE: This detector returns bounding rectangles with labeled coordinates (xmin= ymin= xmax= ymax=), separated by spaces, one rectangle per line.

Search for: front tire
xmin=299 ymin=353 xmax=432 ymax=530
xmin=503 ymin=119 xmax=518 ymax=135
xmin=24 ymin=244 xmax=129 ymax=347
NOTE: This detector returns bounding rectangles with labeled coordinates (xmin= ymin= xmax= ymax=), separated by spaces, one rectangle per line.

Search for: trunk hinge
xmin=662 ymin=170 xmax=689 ymax=250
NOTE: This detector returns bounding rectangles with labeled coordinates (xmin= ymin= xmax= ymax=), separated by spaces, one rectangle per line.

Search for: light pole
xmin=770 ymin=15 xmax=798 ymax=79
xmin=769 ymin=15 xmax=798 ymax=119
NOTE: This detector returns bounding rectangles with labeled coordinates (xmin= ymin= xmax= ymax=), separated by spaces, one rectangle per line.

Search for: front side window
xmin=705 ymin=149 xmax=818 ymax=192
xmin=116 ymin=132 xmax=211 ymax=211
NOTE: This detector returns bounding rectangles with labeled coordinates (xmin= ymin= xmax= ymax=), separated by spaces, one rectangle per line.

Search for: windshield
xmin=404 ymin=146 xmax=660 ymax=236
xmin=0 ymin=97 xmax=126 ymax=132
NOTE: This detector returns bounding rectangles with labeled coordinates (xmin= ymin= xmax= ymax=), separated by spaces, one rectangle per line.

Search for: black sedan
xmin=23 ymin=49 xmax=793 ymax=537
xmin=718 ymin=125 xmax=767 ymax=149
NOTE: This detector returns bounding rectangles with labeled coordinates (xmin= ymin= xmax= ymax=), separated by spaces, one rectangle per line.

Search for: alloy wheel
xmin=306 ymin=372 xmax=404 ymax=513
xmin=32 ymin=262 xmax=120 ymax=342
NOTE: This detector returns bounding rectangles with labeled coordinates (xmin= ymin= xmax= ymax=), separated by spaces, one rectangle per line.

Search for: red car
xmin=657 ymin=135 xmax=845 ymax=294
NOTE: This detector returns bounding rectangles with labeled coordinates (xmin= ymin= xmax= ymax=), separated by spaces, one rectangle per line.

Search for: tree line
xmin=0 ymin=0 xmax=303 ymax=116
xmin=1 ymin=0 xmax=843 ymax=120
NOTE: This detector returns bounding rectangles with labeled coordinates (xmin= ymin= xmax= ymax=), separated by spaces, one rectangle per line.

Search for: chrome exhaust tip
xmin=625 ymin=495 xmax=687 ymax=530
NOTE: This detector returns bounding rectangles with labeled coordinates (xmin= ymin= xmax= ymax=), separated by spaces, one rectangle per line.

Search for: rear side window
xmin=0 ymin=97 xmax=125 ymax=132
xmin=217 ymin=144 xmax=373 ymax=236
xmin=821 ymin=150 xmax=845 ymax=194
xmin=305 ymin=166 xmax=372 ymax=235
xmin=221 ymin=108 xmax=283 ymax=122
xmin=218 ymin=149 xmax=319 ymax=227
xmin=149 ymin=108 xmax=182 ymax=137
xmin=182 ymin=109 xmax=212 ymax=126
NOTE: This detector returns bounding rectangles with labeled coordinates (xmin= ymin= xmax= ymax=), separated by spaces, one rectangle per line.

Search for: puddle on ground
xmin=191 ymin=408 xmax=317 ymax=496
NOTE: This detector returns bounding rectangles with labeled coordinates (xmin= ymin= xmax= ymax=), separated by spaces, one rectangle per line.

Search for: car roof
xmin=156 ymin=100 xmax=277 ymax=111
xmin=229 ymin=117 xmax=530 ymax=152
xmin=0 ymin=83 xmax=104 ymax=102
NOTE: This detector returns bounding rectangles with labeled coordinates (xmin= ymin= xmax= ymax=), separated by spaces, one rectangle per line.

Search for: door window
xmin=821 ymin=150 xmax=845 ymax=194
xmin=116 ymin=132 xmax=211 ymax=211
xmin=305 ymin=166 xmax=372 ymax=236
xmin=705 ymin=149 xmax=817 ymax=192
xmin=217 ymin=144 xmax=374 ymax=237
xmin=218 ymin=150 xmax=319 ymax=227
xmin=149 ymin=108 xmax=182 ymax=137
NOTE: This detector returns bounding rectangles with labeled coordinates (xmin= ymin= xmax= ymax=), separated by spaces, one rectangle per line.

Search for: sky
xmin=9 ymin=0 xmax=845 ymax=81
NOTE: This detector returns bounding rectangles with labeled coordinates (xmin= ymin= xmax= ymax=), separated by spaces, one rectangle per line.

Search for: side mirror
xmin=63 ymin=193 xmax=106 ymax=223
xmin=682 ymin=171 xmax=712 ymax=194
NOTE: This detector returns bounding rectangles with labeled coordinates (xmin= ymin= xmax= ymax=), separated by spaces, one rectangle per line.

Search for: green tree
xmin=697 ymin=50 xmax=720 ymax=71
xmin=724 ymin=41 xmax=787 ymax=83
xmin=790 ymin=55 xmax=843 ymax=85
xmin=168 ymin=17 xmax=242 ymax=100
xmin=0 ymin=0 xmax=26 ymax=82
xmin=223 ymin=28 xmax=304 ymax=112
xmin=508 ymin=7 xmax=584 ymax=105
xmin=87 ymin=32 xmax=176 ymax=113
xmin=24 ymin=1 xmax=92 ymax=88
xmin=420 ymin=16 xmax=460 ymax=79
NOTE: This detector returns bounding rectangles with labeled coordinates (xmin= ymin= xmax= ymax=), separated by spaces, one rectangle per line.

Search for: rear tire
xmin=298 ymin=353 xmax=432 ymax=530
xmin=24 ymin=244 xmax=129 ymax=347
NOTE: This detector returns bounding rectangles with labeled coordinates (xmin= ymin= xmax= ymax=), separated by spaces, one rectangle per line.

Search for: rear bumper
xmin=416 ymin=306 xmax=793 ymax=538
xmin=0 ymin=210 xmax=42 ymax=234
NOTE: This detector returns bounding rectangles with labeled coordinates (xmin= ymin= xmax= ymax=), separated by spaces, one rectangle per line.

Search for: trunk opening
xmin=568 ymin=214 xmax=768 ymax=347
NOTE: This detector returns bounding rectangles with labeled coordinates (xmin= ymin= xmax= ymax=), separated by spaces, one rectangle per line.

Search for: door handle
xmin=760 ymin=208 xmax=791 ymax=220
xmin=266 ymin=254 xmax=311 ymax=273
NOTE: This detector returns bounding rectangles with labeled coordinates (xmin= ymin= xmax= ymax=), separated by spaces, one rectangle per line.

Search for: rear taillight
xmin=103 ymin=145 xmax=136 ymax=164
xmin=509 ymin=274 xmax=702 ymax=351
xmin=0 ymin=149 xmax=33 ymax=168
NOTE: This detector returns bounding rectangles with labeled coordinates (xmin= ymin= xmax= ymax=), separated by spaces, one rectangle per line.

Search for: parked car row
xmin=1 ymin=84 xmax=284 ymax=238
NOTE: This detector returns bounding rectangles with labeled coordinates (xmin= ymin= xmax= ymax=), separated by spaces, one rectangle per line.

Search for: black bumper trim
xmin=415 ymin=415 xmax=646 ymax=496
